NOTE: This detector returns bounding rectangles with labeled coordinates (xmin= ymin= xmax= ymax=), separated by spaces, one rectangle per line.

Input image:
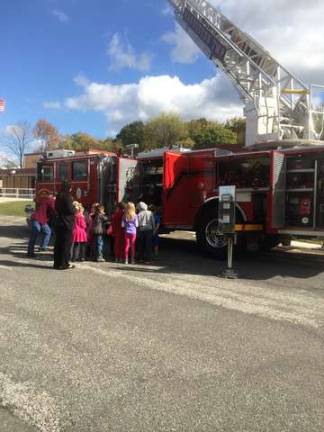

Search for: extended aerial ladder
xmin=168 ymin=0 xmax=324 ymax=147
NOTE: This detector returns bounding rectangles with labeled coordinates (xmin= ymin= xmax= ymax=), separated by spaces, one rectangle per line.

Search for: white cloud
xmin=43 ymin=101 xmax=62 ymax=110
xmin=162 ymin=25 xmax=201 ymax=64
xmin=64 ymin=74 xmax=242 ymax=134
xmin=52 ymin=9 xmax=69 ymax=23
xmin=107 ymin=33 xmax=152 ymax=72
xmin=165 ymin=0 xmax=324 ymax=84
xmin=73 ymin=74 xmax=91 ymax=87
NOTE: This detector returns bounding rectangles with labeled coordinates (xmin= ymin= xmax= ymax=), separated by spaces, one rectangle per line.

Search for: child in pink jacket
xmin=71 ymin=202 xmax=87 ymax=262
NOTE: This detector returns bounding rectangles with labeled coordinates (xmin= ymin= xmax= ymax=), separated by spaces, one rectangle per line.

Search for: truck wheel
xmin=196 ymin=205 xmax=246 ymax=259
xmin=196 ymin=207 xmax=228 ymax=259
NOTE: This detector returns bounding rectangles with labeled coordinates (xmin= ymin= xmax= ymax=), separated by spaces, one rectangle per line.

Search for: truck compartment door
xmin=270 ymin=151 xmax=286 ymax=229
xmin=163 ymin=152 xmax=188 ymax=225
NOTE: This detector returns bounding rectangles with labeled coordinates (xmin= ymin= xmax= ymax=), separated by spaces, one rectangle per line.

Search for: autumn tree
xmin=191 ymin=122 xmax=237 ymax=149
xmin=187 ymin=118 xmax=209 ymax=140
xmin=116 ymin=121 xmax=145 ymax=148
xmin=143 ymin=113 xmax=188 ymax=150
xmin=101 ymin=138 xmax=124 ymax=154
xmin=225 ymin=117 xmax=246 ymax=146
xmin=177 ymin=136 xmax=195 ymax=149
xmin=3 ymin=122 xmax=33 ymax=168
xmin=33 ymin=119 xmax=61 ymax=151
xmin=61 ymin=133 xmax=101 ymax=152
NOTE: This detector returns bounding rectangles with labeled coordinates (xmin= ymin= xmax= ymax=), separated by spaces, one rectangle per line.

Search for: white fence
xmin=0 ymin=188 xmax=35 ymax=199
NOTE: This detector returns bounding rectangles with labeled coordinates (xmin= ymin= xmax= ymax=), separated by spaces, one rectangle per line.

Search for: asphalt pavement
xmin=0 ymin=216 xmax=323 ymax=432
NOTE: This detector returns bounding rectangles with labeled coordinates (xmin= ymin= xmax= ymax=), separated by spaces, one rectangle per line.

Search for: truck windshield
xmin=58 ymin=163 xmax=69 ymax=181
xmin=37 ymin=164 xmax=54 ymax=182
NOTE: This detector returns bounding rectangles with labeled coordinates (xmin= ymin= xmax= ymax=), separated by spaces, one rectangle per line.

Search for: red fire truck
xmin=36 ymin=145 xmax=324 ymax=258
xmin=36 ymin=0 xmax=324 ymax=258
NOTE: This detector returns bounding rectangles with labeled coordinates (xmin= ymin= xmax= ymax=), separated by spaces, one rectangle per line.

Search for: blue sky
xmin=1 ymin=0 xmax=323 ymax=157
xmin=0 ymin=0 xmax=223 ymax=141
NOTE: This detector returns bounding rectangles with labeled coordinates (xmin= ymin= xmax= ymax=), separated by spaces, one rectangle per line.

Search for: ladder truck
xmin=36 ymin=1 xmax=324 ymax=258
xmin=168 ymin=0 xmax=324 ymax=148
xmin=144 ymin=0 xmax=324 ymax=257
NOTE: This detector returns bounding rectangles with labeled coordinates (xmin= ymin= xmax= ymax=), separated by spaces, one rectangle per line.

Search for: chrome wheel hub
xmin=205 ymin=219 xmax=228 ymax=249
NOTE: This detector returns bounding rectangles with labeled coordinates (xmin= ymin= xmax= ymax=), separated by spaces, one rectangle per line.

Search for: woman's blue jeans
xmin=28 ymin=220 xmax=51 ymax=254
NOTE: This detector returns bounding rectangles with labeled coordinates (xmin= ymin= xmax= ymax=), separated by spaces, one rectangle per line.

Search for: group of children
xmin=70 ymin=200 xmax=161 ymax=265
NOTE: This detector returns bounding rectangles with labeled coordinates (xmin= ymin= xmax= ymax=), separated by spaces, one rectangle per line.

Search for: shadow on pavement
xmin=1 ymin=222 xmax=324 ymax=282
xmin=0 ymin=224 xmax=29 ymax=239
xmin=0 ymin=260 xmax=51 ymax=270
xmin=0 ymin=243 xmax=53 ymax=262
xmin=124 ymin=237 xmax=324 ymax=282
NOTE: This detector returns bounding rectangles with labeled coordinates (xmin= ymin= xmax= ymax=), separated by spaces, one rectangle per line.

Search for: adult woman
xmin=27 ymin=191 xmax=55 ymax=257
xmin=54 ymin=182 xmax=75 ymax=270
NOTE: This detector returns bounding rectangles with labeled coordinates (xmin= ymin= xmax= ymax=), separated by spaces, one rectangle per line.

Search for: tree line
xmin=1 ymin=115 xmax=246 ymax=168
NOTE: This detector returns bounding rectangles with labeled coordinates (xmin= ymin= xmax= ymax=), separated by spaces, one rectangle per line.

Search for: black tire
xmin=196 ymin=208 xmax=226 ymax=259
xmin=196 ymin=203 xmax=247 ymax=259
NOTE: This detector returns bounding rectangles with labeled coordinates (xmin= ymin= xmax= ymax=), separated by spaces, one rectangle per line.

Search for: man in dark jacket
xmin=54 ymin=182 xmax=75 ymax=270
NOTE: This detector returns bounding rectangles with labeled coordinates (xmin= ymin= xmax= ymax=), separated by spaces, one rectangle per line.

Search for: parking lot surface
xmin=0 ymin=216 xmax=323 ymax=432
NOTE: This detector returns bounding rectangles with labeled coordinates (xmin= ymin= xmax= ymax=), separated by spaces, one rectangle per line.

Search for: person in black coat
xmin=53 ymin=182 xmax=75 ymax=270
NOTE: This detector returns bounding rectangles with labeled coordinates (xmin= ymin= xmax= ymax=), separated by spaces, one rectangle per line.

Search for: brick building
xmin=23 ymin=152 xmax=43 ymax=169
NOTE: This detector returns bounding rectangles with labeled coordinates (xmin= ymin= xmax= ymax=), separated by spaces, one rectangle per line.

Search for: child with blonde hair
xmin=121 ymin=202 xmax=138 ymax=264
xmin=71 ymin=201 xmax=87 ymax=262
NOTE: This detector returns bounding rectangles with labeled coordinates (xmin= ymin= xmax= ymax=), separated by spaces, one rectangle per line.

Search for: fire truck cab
xmin=36 ymin=150 xmax=138 ymax=216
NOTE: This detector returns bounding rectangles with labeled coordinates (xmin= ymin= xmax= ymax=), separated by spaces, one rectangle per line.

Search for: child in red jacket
xmin=111 ymin=202 xmax=125 ymax=262
xmin=71 ymin=202 xmax=87 ymax=262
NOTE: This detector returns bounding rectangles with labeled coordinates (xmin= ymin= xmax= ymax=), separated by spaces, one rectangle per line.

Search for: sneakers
xmin=27 ymin=252 xmax=36 ymax=258
xmin=96 ymin=256 xmax=105 ymax=262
